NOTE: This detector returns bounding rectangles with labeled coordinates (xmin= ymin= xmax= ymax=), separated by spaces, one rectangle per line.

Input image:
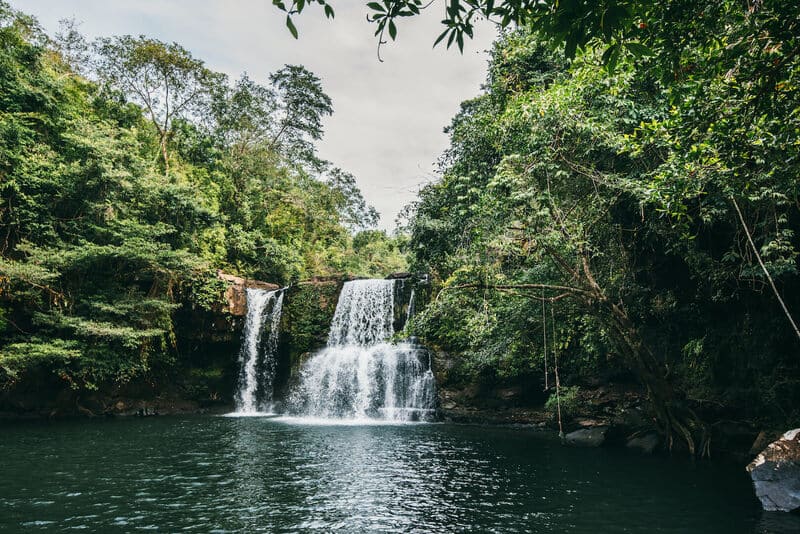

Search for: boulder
xmin=746 ymin=428 xmax=800 ymax=512
xmin=626 ymin=432 xmax=660 ymax=454
xmin=217 ymin=271 xmax=279 ymax=316
xmin=565 ymin=427 xmax=608 ymax=447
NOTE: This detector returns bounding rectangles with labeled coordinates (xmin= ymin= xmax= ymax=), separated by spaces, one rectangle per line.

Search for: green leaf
xmin=447 ymin=29 xmax=457 ymax=48
xmin=625 ymin=41 xmax=654 ymax=58
xmin=433 ymin=28 xmax=449 ymax=48
xmin=389 ymin=20 xmax=397 ymax=40
xmin=601 ymin=43 xmax=620 ymax=71
xmin=286 ymin=15 xmax=298 ymax=39
xmin=324 ymin=4 xmax=335 ymax=19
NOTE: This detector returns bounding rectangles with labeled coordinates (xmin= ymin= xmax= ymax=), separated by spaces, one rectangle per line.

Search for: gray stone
xmin=626 ymin=433 xmax=660 ymax=454
xmin=565 ymin=427 xmax=608 ymax=447
xmin=746 ymin=428 xmax=800 ymax=512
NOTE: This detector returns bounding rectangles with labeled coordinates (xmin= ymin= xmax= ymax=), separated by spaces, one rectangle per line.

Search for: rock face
xmin=217 ymin=271 xmax=279 ymax=316
xmin=565 ymin=427 xmax=608 ymax=447
xmin=746 ymin=428 xmax=800 ymax=512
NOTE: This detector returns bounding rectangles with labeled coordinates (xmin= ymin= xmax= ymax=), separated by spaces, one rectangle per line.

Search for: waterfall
xmin=234 ymin=288 xmax=284 ymax=413
xmin=327 ymin=279 xmax=395 ymax=346
xmin=289 ymin=279 xmax=436 ymax=421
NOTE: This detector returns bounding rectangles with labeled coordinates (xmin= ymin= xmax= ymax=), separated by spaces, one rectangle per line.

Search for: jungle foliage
xmin=0 ymin=3 xmax=404 ymax=391
xmin=405 ymin=2 xmax=800 ymax=451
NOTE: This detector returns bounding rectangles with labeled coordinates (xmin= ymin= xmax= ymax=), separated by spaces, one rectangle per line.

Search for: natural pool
xmin=1 ymin=416 xmax=797 ymax=532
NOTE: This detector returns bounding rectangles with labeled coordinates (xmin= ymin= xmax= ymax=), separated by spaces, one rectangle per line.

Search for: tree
xmin=269 ymin=64 xmax=333 ymax=160
xmin=408 ymin=28 xmax=800 ymax=453
xmin=93 ymin=35 xmax=225 ymax=176
xmin=212 ymin=74 xmax=278 ymax=155
xmin=325 ymin=167 xmax=380 ymax=231
xmin=0 ymin=1 xmax=389 ymax=398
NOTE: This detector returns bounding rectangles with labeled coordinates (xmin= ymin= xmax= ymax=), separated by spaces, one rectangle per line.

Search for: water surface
xmin=0 ymin=416 xmax=794 ymax=532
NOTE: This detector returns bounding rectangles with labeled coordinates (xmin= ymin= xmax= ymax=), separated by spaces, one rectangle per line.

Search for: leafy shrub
xmin=544 ymin=385 xmax=580 ymax=420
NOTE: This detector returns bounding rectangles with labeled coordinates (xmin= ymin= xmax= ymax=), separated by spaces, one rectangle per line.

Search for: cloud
xmin=12 ymin=0 xmax=495 ymax=230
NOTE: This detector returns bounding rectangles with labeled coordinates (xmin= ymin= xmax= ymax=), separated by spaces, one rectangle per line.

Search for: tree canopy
xmin=274 ymin=0 xmax=798 ymax=71
xmin=0 ymin=1 xmax=406 ymax=391
xmin=405 ymin=16 xmax=800 ymax=452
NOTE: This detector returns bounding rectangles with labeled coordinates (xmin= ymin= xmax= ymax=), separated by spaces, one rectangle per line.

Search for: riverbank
xmin=0 ymin=377 xmax=776 ymax=465
xmin=436 ymin=380 xmax=789 ymax=465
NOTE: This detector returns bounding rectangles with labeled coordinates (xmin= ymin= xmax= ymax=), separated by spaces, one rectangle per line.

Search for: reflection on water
xmin=0 ymin=416 xmax=796 ymax=533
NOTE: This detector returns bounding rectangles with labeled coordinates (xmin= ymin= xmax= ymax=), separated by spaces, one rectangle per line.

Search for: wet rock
xmin=217 ymin=271 xmax=279 ymax=316
xmin=626 ymin=433 xmax=660 ymax=454
xmin=746 ymin=428 xmax=800 ymax=512
xmin=565 ymin=427 xmax=608 ymax=447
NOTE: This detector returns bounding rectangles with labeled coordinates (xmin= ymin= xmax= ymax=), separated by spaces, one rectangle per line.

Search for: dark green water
xmin=0 ymin=416 xmax=796 ymax=533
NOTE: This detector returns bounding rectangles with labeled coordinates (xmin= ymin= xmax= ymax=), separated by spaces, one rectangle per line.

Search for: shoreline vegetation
xmin=1 ymin=0 xmax=799 ymax=481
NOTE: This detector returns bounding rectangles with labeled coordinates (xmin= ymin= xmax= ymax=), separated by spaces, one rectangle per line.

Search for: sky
xmin=10 ymin=0 xmax=496 ymax=231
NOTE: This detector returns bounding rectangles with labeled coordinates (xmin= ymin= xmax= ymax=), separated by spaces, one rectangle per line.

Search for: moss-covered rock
xmin=274 ymin=278 xmax=344 ymax=396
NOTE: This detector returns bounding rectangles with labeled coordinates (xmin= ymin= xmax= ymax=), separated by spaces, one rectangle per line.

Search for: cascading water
xmin=289 ymin=279 xmax=436 ymax=421
xmin=327 ymin=279 xmax=395 ymax=347
xmin=234 ymin=288 xmax=284 ymax=413
xmin=406 ymin=288 xmax=416 ymax=326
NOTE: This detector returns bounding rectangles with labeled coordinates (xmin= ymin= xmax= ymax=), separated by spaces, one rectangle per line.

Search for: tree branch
xmin=731 ymin=196 xmax=800 ymax=345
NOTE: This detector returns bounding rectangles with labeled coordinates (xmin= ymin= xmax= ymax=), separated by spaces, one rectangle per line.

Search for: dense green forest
xmin=0 ymin=2 xmax=406 ymax=393
xmin=403 ymin=1 xmax=800 ymax=452
xmin=2 ymin=0 xmax=799 ymax=456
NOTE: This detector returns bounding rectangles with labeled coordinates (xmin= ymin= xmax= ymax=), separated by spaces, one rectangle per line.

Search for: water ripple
xmin=0 ymin=416 xmax=790 ymax=533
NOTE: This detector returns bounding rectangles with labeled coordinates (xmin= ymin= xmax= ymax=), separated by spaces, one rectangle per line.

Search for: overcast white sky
xmin=11 ymin=0 xmax=495 ymax=230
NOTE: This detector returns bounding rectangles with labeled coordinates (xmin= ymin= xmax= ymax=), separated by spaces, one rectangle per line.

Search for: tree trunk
xmin=596 ymin=296 xmax=709 ymax=456
xmin=569 ymin=250 xmax=708 ymax=455
xmin=160 ymin=134 xmax=169 ymax=177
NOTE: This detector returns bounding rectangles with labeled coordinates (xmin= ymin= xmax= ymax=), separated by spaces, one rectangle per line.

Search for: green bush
xmin=544 ymin=385 xmax=580 ymax=421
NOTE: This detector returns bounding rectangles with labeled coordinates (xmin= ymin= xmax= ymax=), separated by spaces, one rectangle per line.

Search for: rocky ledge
xmin=747 ymin=428 xmax=800 ymax=512
xmin=217 ymin=271 xmax=280 ymax=316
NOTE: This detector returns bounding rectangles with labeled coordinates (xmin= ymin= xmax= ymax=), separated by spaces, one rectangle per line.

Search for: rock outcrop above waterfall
xmin=217 ymin=271 xmax=280 ymax=316
xmin=746 ymin=428 xmax=800 ymax=512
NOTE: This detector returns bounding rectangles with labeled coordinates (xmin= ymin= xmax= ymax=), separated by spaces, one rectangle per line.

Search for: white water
xmin=290 ymin=279 xmax=436 ymax=421
xmin=327 ymin=279 xmax=395 ymax=346
xmin=233 ymin=288 xmax=284 ymax=414
xmin=406 ymin=288 xmax=415 ymax=326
